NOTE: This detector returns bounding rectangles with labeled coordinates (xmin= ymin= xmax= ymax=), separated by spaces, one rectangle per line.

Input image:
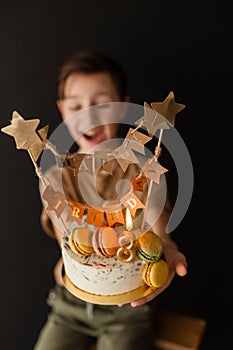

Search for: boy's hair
xmin=57 ymin=51 xmax=127 ymax=100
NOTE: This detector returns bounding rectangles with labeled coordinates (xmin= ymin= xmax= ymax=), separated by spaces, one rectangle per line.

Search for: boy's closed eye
xmin=67 ymin=104 xmax=82 ymax=112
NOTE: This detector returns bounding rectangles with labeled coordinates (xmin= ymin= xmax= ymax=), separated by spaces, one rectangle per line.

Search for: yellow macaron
xmin=143 ymin=259 xmax=169 ymax=288
xmin=69 ymin=227 xmax=94 ymax=257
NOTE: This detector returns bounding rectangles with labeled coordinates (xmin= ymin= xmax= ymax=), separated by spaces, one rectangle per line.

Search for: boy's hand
xmin=130 ymin=240 xmax=187 ymax=307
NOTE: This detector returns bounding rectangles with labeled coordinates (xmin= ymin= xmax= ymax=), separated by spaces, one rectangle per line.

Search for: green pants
xmin=33 ymin=285 xmax=155 ymax=350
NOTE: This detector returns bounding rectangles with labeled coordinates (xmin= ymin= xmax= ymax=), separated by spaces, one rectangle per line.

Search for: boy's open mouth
xmin=83 ymin=126 xmax=106 ymax=143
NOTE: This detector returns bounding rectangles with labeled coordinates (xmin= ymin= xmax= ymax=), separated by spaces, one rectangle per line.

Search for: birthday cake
xmin=61 ymin=225 xmax=168 ymax=303
xmin=62 ymin=234 xmax=145 ymax=296
xmin=1 ymin=92 xmax=186 ymax=304
xmin=54 ymin=151 xmax=169 ymax=302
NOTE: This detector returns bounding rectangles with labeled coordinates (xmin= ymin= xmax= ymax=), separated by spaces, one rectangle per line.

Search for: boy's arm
xmin=40 ymin=208 xmax=64 ymax=286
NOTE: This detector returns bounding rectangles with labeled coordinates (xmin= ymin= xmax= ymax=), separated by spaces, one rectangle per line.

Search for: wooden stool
xmin=153 ymin=308 xmax=207 ymax=350
xmin=90 ymin=308 xmax=206 ymax=350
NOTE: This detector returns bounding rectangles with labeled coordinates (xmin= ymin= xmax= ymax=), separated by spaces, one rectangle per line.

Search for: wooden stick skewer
xmin=140 ymin=128 xmax=164 ymax=231
xmin=27 ymin=149 xmax=48 ymax=188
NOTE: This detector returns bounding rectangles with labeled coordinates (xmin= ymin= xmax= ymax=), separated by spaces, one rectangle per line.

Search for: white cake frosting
xmin=62 ymin=234 xmax=146 ymax=296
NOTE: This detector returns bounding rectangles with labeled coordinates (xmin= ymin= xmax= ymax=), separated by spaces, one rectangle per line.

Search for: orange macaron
xmin=143 ymin=259 xmax=169 ymax=288
xmin=92 ymin=226 xmax=119 ymax=257
xmin=69 ymin=227 xmax=94 ymax=257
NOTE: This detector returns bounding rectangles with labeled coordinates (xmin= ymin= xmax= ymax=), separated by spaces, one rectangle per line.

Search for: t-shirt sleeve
xmin=39 ymin=165 xmax=63 ymax=238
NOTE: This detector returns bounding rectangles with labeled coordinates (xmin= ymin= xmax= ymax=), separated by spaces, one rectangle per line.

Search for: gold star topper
xmin=135 ymin=102 xmax=170 ymax=137
xmin=1 ymin=111 xmax=49 ymax=161
xmin=151 ymin=91 xmax=186 ymax=126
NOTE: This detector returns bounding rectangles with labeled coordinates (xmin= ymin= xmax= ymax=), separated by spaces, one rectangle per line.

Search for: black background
xmin=0 ymin=1 xmax=232 ymax=349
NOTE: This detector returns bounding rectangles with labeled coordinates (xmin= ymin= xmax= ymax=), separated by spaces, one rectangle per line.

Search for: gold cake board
xmin=62 ymin=269 xmax=155 ymax=305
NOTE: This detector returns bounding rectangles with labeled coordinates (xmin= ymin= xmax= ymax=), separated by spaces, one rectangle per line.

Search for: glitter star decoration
xmin=135 ymin=102 xmax=170 ymax=136
xmin=151 ymin=91 xmax=186 ymax=126
xmin=1 ymin=111 xmax=49 ymax=160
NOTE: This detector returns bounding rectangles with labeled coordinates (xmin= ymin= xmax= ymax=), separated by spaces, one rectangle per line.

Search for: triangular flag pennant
xmin=86 ymin=207 xmax=104 ymax=226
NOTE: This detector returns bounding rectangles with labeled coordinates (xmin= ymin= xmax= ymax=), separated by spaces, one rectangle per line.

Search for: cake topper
xmin=1 ymin=91 xmax=186 ymax=234
xmin=137 ymin=91 xmax=186 ymax=230
xmin=1 ymin=111 xmax=49 ymax=176
xmin=151 ymin=91 xmax=185 ymax=126
xmin=134 ymin=102 xmax=169 ymax=136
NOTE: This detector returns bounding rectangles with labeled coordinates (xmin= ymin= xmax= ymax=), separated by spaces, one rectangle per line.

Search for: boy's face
xmin=57 ymin=72 xmax=126 ymax=153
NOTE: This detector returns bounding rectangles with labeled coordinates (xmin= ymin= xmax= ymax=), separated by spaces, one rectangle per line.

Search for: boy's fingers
xmin=176 ymin=261 xmax=188 ymax=276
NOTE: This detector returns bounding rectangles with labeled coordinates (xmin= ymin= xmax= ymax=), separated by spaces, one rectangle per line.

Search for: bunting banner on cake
xmin=1 ymin=91 xmax=187 ymax=232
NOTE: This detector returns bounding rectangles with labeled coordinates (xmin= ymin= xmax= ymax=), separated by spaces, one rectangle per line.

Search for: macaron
xmin=143 ymin=259 xmax=169 ymax=288
xmin=135 ymin=231 xmax=163 ymax=262
xmin=92 ymin=226 xmax=119 ymax=257
xmin=69 ymin=227 xmax=94 ymax=257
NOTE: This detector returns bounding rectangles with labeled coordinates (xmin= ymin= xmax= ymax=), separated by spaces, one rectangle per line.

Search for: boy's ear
xmin=57 ymin=99 xmax=64 ymax=114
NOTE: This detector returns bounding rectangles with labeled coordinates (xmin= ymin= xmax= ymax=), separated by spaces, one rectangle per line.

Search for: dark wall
xmin=0 ymin=1 xmax=232 ymax=349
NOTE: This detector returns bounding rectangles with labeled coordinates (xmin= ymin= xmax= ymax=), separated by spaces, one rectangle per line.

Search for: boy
xmin=34 ymin=51 xmax=187 ymax=350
